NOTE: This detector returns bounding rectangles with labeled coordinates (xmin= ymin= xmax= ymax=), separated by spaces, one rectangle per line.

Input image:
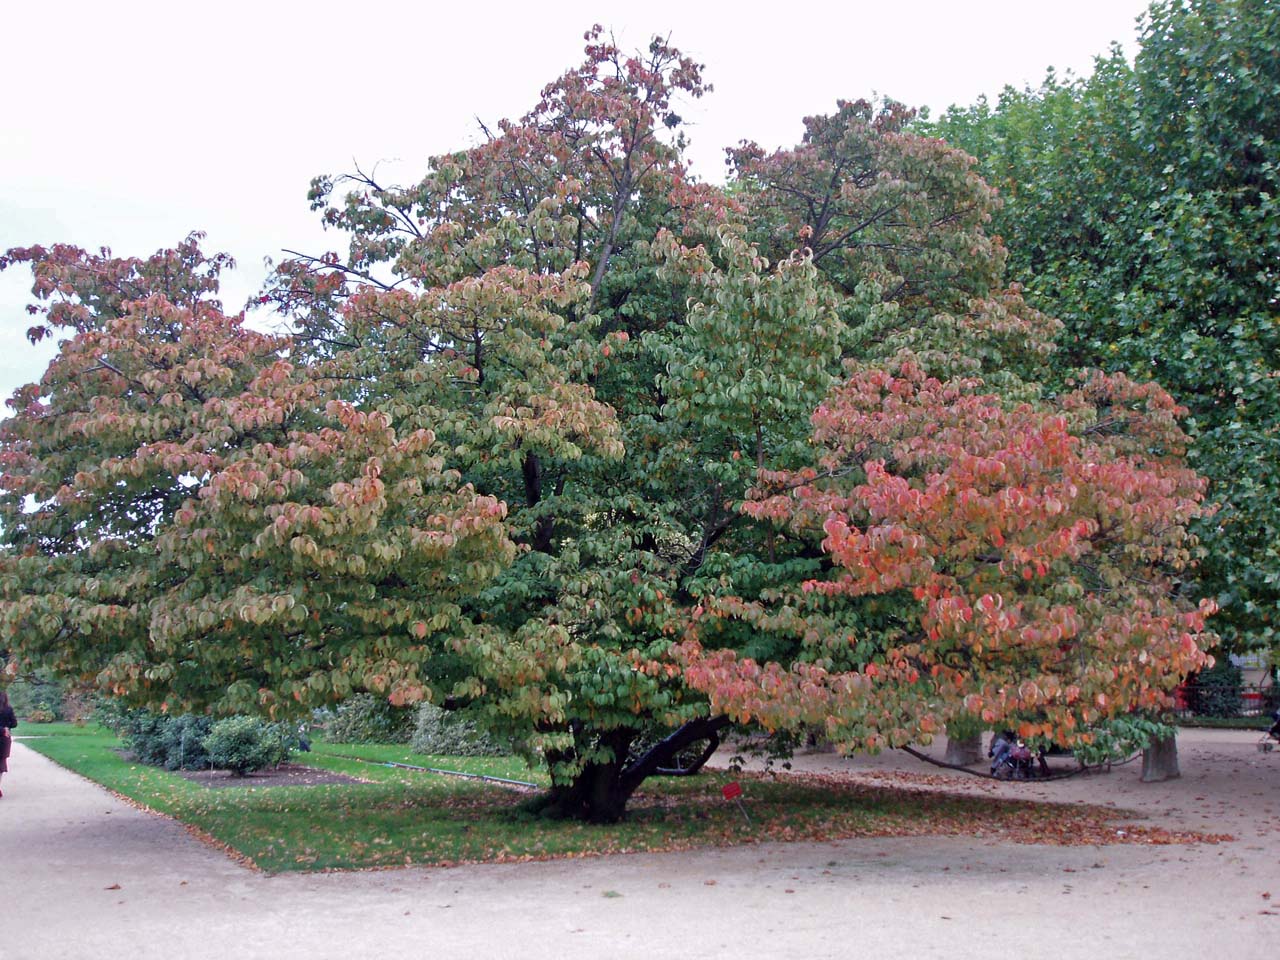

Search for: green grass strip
xmin=16 ymin=723 xmax=1224 ymax=873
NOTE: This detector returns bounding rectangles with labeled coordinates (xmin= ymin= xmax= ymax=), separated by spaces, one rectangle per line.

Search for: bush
xmin=1068 ymin=715 xmax=1176 ymax=766
xmin=202 ymin=716 xmax=294 ymax=775
xmin=161 ymin=714 xmax=214 ymax=770
xmin=409 ymin=703 xmax=504 ymax=757
xmin=1188 ymin=659 xmax=1244 ymax=717
xmin=92 ymin=695 xmax=133 ymax=734
xmin=320 ymin=694 xmax=416 ymax=744
xmin=119 ymin=711 xmax=212 ymax=770
xmin=7 ymin=673 xmax=65 ymax=721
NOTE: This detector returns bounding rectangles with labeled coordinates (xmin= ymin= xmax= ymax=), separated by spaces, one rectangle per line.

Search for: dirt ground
xmin=2 ymin=727 xmax=1276 ymax=960
xmin=176 ymin=761 xmax=367 ymax=790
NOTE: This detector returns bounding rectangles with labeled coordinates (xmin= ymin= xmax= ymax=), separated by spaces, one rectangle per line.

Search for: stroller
xmin=1259 ymin=710 xmax=1280 ymax=753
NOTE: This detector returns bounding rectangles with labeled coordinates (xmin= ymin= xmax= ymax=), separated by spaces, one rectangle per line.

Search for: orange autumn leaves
xmin=680 ymin=361 xmax=1214 ymax=749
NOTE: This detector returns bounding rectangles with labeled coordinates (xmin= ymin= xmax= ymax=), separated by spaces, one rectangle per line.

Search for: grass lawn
xmin=17 ymin=723 xmax=1226 ymax=874
xmin=1176 ymin=715 xmax=1273 ymax=730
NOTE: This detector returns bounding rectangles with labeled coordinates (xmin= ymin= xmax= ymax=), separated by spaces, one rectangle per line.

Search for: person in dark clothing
xmin=989 ymin=729 xmax=1016 ymax=775
xmin=0 ymin=689 xmax=17 ymax=797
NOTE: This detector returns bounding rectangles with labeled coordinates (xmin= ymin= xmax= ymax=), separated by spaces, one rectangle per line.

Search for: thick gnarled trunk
xmin=530 ymin=716 xmax=729 ymax=823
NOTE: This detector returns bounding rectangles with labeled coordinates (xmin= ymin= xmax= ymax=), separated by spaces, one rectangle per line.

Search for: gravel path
xmin=2 ymin=728 xmax=1276 ymax=960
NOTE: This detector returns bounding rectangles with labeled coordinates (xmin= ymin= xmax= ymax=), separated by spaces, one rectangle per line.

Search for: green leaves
xmin=929 ymin=0 xmax=1280 ymax=650
xmin=0 ymin=240 xmax=516 ymax=718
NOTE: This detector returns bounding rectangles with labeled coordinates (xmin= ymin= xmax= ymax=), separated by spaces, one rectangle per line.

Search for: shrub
xmin=409 ymin=703 xmax=504 ymax=757
xmin=320 ymin=694 xmax=416 ymax=744
xmin=120 ymin=711 xmax=176 ymax=767
xmin=1068 ymin=715 xmax=1176 ymax=766
xmin=7 ymin=673 xmax=65 ymax=720
xmin=119 ymin=710 xmax=212 ymax=770
xmin=202 ymin=716 xmax=294 ymax=775
xmin=1189 ymin=659 xmax=1244 ymax=717
xmin=93 ymin=695 xmax=133 ymax=734
xmin=161 ymin=714 xmax=214 ymax=770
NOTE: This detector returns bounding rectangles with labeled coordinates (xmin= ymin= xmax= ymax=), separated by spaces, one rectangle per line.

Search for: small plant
xmin=1068 ymin=715 xmax=1176 ymax=766
xmin=202 ymin=716 xmax=293 ymax=776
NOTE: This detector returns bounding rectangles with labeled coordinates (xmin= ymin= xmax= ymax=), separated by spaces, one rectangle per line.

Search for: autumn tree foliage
xmin=679 ymin=363 xmax=1213 ymax=748
xmin=0 ymin=239 xmax=512 ymax=714
xmin=930 ymin=0 xmax=1280 ymax=651
xmin=0 ymin=28 xmax=1217 ymax=821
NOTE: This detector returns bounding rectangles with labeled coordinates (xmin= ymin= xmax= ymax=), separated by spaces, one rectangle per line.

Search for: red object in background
xmin=1174 ymin=683 xmax=1190 ymax=710
xmin=722 ymin=781 xmax=743 ymax=801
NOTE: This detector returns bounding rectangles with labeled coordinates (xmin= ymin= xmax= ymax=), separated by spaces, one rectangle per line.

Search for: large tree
xmin=930 ymin=0 xmax=1280 ymax=651
xmin=1 ymin=29 xmax=1216 ymax=821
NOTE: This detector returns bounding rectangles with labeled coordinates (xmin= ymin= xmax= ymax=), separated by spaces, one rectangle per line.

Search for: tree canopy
xmin=1 ymin=26 xmax=1216 ymax=821
xmin=929 ymin=0 xmax=1280 ymax=651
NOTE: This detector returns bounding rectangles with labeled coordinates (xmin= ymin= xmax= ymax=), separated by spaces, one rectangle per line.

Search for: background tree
xmin=929 ymin=0 xmax=1280 ymax=652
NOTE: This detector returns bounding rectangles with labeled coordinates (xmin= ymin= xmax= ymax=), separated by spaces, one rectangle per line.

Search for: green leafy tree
xmin=0 ymin=238 xmax=514 ymax=716
xmin=1 ymin=29 xmax=1217 ymax=821
xmin=930 ymin=0 xmax=1280 ymax=650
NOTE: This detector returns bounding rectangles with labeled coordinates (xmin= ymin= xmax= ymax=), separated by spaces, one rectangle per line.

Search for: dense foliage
xmin=118 ymin=711 xmax=213 ymax=771
xmin=929 ymin=0 xmax=1280 ymax=651
xmin=410 ymin=702 xmax=506 ymax=757
xmin=201 ymin=715 xmax=295 ymax=775
xmin=0 ymin=27 xmax=1216 ymax=820
xmin=319 ymin=693 xmax=417 ymax=745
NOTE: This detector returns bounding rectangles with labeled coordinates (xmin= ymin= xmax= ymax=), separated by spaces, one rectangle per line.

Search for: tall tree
xmin=1 ymin=30 xmax=1217 ymax=821
xmin=930 ymin=0 xmax=1280 ymax=651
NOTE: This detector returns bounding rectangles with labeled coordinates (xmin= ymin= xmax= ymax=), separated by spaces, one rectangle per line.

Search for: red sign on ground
xmin=721 ymin=781 xmax=743 ymax=800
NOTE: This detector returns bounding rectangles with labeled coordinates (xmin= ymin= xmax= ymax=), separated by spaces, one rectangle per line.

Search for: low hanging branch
xmin=899 ymin=745 xmax=1127 ymax=782
xmin=623 ymin=715 xmax=729 ymax=788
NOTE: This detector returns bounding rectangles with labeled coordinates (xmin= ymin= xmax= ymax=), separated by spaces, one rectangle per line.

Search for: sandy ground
xmin=2 ymin=728 xmax=1277 ymax=960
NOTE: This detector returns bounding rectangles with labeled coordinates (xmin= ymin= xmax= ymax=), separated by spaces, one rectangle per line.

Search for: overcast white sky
xmin=0 ymin=0 xmax=1153 ymax=405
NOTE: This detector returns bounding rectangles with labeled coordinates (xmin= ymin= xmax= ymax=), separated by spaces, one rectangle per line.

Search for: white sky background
xmin=0 ymin=0 xmax=1153 ymax=406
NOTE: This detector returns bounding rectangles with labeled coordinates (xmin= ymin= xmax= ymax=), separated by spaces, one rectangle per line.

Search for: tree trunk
xmin=1141 ymin=732 xmax=1180 ymax=782
xmin=533 ymin=728 xmax=635 ymax=824
xmin=528 ymin=716 xmax=730 ymax=823
xmin=944 ymin=731 xmax=984 ymax=766
xmin=535 ymin=761 xmax=633 ymax=824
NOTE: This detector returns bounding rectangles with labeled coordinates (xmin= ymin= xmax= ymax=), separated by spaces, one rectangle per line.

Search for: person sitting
xmin=989 ymin=730 xmax=1016 ymax=774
